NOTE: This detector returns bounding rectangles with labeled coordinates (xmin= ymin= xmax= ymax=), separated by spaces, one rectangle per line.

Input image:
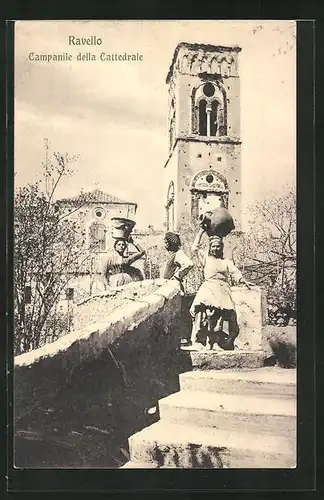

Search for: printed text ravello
xmin=69 ymin=36 xmax=102 ymax=45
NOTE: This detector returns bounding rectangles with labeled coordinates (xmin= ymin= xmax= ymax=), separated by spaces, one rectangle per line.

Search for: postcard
xmin=13 ymin=20 xmax=297 ymax=472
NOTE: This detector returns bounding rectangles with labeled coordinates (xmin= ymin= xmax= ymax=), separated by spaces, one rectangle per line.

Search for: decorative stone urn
xmin=111 ymin=217 xmax=136 ymax=240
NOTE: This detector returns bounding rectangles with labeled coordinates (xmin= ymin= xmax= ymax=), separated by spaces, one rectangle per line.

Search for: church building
xmin=56 ymin=189 xmax=137 ymax=255
xmin=164 ymin=42 xmax=242 ymax=233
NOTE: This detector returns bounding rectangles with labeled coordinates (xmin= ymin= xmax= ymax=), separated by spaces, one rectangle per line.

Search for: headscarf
xmin=165 ymin=232 xmax=181 ymax=252
xmin=209 ymin=235 xmax=223 ymax=245
xmin=208 ymin=235 xmax=224 ymax=257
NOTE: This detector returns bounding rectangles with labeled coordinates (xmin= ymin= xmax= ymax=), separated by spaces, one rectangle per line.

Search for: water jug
xmin=111 ymin=217 xmax=136 ymax=239
xmin=200 ymin=207 xmax=235 ymax=237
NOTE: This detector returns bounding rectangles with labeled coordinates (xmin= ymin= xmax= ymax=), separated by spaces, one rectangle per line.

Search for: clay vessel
xmin=111 ymin=217 xmax=136 ymax=239
xmin=200 ymin=207 xmax=235 ymax=237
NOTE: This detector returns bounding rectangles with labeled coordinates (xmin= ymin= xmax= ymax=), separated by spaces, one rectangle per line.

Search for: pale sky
xmin=14 ymin=20 xmax=296 ymax=229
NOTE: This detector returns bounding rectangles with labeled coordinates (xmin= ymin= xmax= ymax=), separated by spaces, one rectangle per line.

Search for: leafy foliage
xmin=14 ymin=142 xmax=96 ymax=355
xmin=231 ymin=187 xmax=296 ymax=324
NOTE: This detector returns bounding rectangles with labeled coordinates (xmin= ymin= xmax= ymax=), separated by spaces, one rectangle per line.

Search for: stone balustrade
xmin=14 ymin=279 xmax=182 ymax=468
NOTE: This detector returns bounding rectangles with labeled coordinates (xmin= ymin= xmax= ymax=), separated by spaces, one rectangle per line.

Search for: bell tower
xmin=164 ymin=42 xmax=242 ymax=233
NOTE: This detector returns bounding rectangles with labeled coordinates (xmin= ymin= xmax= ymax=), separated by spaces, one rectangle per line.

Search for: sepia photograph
xmin=13 ymin=20 xmax=297 ymax=470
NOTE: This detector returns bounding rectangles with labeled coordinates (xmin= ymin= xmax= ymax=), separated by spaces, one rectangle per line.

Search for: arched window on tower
xmin=165 ymin=182 xmax=175 ymax=231
xmin=89 ymin=222 xmax=106 ymax=252
xmin=199 ymin=99 xmax=207 ymax=136
xmin=169 ymin=99 xmax=176 ymax=151
xmin=190 ymin=170 xmax=229 ymax=224
xmin=210 ymin=100 xmax=219 ymax=136
xmin=193 ymin=82 xmax=227 ymax=137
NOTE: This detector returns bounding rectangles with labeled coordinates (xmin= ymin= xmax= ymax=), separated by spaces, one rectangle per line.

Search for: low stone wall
xmin=14 ymin=279 xmax=182 ymax=468
xmin=72 ymin=280 xmax=162 ymax=330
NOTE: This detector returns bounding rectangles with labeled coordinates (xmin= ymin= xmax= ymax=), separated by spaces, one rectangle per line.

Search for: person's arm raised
xmin=191 ymin=228 xmax=205 ymax=254
xmin=123 ymin=236 xmax=146 ymax=265
xmin=191 ymin=228 xmax=206 ymax=266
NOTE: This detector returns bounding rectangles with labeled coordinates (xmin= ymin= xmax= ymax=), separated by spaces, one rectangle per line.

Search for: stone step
xmin=158 ymin=390 xmax=296 ymax=437
xmin=180 ymin=367 xmax=296 ymax=399
xmin=181 ymin=347 xmax=265 ymax=370
xmin=129 ymin=421 xmax=296 ymax=469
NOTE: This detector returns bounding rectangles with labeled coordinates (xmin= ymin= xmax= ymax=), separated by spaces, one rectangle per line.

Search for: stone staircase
xmin=121 ymin=367 xmax=296 ymax=469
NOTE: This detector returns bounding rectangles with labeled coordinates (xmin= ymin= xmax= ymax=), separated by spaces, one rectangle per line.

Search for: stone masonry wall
xmin=14 ymin=280 xmax=182 ymax=468
xmin=232 ymin=286 xmax=266 ymax=351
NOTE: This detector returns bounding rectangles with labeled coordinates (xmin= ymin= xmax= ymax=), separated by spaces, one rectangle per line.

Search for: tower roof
xmin=166 ymin=42 xmax=242 ymax=83
xmin=57 ymin=189 xmax=137 ymax=206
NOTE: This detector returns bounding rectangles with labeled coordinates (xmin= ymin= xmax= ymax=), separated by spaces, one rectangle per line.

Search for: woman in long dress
xmin=190 ymin=228 xmax=251 ymax=350
xmin=102 ymin=235 xmax=146 ymax=288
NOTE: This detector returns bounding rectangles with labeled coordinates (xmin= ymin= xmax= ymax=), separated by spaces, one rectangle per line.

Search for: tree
xmin=14 ymin=142 xmax=96 ymax=355
xmin=231 ymin=187 xmax=296 ymax=324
